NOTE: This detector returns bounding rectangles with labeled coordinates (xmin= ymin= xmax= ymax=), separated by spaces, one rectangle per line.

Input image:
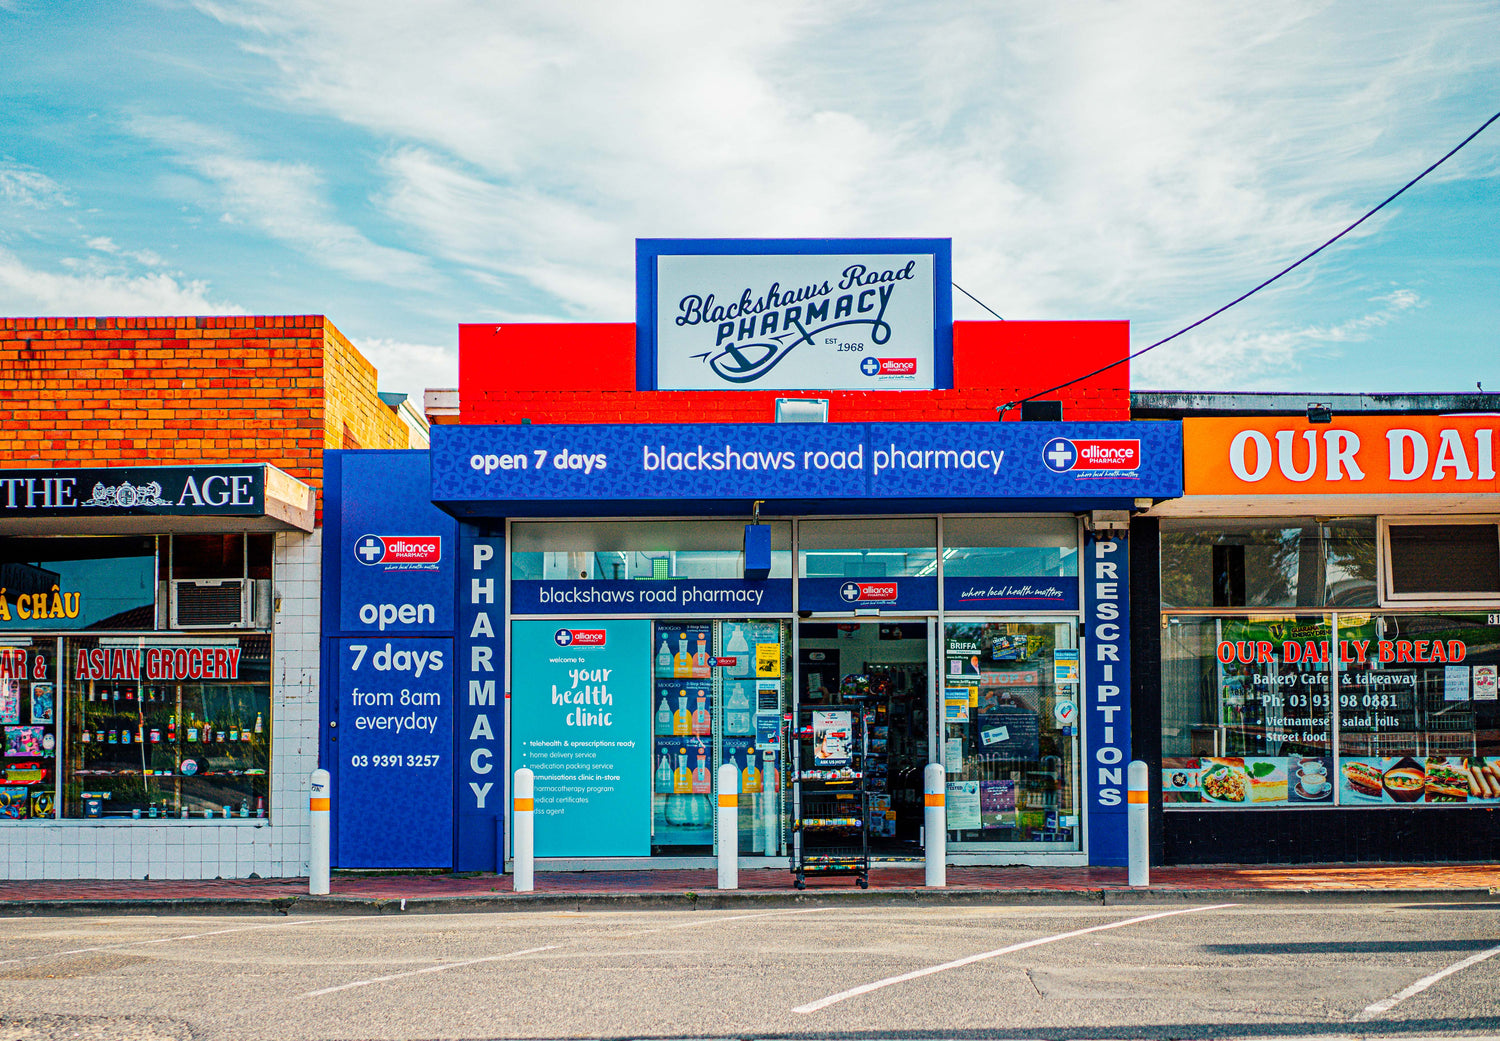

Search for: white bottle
xmin=656 ymin=696 xmax=672 ymax=733
xmin=654 ymin=753 xmax=672 ymax=793
xmin=657 ymin=638 xmax=671 ymax=673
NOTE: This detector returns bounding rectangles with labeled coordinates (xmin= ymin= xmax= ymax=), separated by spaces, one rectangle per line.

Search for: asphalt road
xmin=1 ymin=901 xmax=1498 ymax=1041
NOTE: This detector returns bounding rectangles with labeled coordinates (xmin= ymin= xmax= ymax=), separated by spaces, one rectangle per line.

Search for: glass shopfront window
xmin=0 ymin=536 xmax=156 ymax=630
xmin=511 ymin=520 xmax=793 ymax=581
xmin=942 ymin=518 xmax=1078 ymax=579
xmin=1161 ymin=519 xmax=1376 ymax=609
xmin=1161 ymin=614 xmax=1334 ymax=807
xmin=0 ymin=534 xmax=275 ymax=823
xmin=942 ymin=620 xmax=1081 ymax=848
xmin=63 ymin=634 xmax=271 ymax=819
xmin=1160 ymin=612 xmax=1500 ymax=807
xmin=799 ymin=519 xmax=937 ymax=578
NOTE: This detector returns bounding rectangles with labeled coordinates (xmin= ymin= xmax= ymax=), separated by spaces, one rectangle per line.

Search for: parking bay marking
xmin=1353 ymin=941 xmax=1500 ymax=1021
xmin=793 ymin=903 xmax=1237 ymax=1014
xmin=298 ymin=907 xmax=831 ymax=998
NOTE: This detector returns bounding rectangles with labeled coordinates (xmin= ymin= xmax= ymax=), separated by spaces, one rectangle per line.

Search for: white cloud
xmin=1134 ymin=287 xmax=1428 ymax=389
xmin=127 ymin=115 xmax=439 ymax=290
xmin=349 ymin=336 xmax=457 ymax=397
xmin=0 ymin=161 xmax=69 ymax=210
xmin=189 ymin=0 xmax=1499 ymax=353
xmin=0 ymin=247 xmax=242 ymax=317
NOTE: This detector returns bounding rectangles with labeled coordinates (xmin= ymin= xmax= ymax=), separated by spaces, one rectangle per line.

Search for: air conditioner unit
xmin=171 ymin=579 xmax=252 ymax=629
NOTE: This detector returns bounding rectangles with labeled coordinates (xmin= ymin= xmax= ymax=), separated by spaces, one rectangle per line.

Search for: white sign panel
xmin=655 ymin=253 xmax=936 ymax=390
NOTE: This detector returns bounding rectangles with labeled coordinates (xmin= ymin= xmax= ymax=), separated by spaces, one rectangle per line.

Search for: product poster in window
xmin=1339 ymin=756 xmax=1500 ymax=804
xmin=812 ymin=710 xmax=852 ymax=766
xmin=654 ymin=623 xmax=711 ymax=679
xmin=513 ymin=620 xmax=653 ymax=857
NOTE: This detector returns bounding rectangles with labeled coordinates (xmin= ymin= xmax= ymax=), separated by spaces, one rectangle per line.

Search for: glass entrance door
xmin=941 ymin=619 xmax=1081 ymax=851
xmin=797 ymin=619 xmax=932 ymax=857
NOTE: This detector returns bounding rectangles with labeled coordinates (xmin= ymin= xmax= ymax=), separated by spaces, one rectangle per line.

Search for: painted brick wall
xmin=460 ymin=320 xmax=1130 ymax=424
xmin=0 ymin=315 xmax=408 ymax=495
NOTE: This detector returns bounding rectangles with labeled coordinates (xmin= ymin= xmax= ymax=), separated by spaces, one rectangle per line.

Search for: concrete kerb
xmin=1 ymin=886 xmax=1496 ymax=917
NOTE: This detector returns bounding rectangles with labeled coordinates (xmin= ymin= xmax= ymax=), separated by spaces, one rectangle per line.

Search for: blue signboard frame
xmin=432 ymin=421 xmax=1183 ymax=516
xmin=636 ymin=238 xmax=954 ymax=391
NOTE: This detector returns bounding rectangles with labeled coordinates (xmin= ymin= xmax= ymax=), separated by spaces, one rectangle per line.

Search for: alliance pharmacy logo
xmin=1041 ymin=438 xmax=1141 ymax=475
xmin=839 ymin=581 xmax=898 ymax=604
xmin=554 ymin=629 xmax=606 ymax=647
xmin=860 ymin=357 xmax=917 ymax=377
xmin=354 ymin=534 xmax=442 ymax=570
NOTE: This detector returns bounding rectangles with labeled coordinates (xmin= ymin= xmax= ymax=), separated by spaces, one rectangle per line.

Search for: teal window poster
xmin=511 ymin=620 xmax=652 ymax=857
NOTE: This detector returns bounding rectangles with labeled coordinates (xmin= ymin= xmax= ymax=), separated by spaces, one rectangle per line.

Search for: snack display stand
xmin=790 ymin=705 xmax=869 ymax=889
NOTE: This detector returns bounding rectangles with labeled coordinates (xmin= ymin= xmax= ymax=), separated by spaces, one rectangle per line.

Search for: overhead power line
xmin=953 ymin=281 xmax=1003 ymax=321
xmin=995 ymin=106 xmax=1500 ymax=413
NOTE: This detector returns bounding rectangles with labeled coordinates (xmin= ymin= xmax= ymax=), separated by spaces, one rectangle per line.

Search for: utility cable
xmin=952 ymin=281 xmax=1003 ymax=321
xmin=997 ymin=106 xmax=1500 ymax=413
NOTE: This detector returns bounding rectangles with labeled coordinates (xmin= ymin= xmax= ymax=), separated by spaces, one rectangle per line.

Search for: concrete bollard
xmin=923 ymin=762 xmax=946 ymax=888
xmin=513 ymin=767 xmax=535 ymax=893
xmin=1128 ymin=759 xmax=1149 ymax=887
xmin=309 ymin=768 xmax=330 ymax=896
xmin=717 ymin=762 xmax=739 ymax=890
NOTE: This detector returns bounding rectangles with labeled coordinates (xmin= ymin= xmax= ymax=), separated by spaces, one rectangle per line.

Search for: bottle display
xmin=651 ymin=619 xmax=786 ymax=857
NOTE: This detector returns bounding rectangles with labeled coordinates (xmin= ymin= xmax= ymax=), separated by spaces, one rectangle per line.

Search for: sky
xmin=1 ymin=1 xmax=1497 ymax=398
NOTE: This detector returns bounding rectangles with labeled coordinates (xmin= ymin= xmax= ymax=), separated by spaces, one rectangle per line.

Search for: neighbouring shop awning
xmin=0 ymin=463 xmax=316 ymax=534
xmin=428 ymin=421 xmax=1184 ymax=518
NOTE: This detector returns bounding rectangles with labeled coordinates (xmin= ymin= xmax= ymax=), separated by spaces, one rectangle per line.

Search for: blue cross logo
xmin=554 ymin=629 xmax=574 ymax=646
xmin=355 ymin=535 xmax=385 ymax=565
xmin=1042 ymin=438 xmax=1077 ymax=473
xmin=839 ymin=582 xmax=862 ymax=602
xmin=859 ymin=356 xmax=880 ymax=376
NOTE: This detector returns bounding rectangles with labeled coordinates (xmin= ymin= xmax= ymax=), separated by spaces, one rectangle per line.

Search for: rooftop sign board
xmin=636 ymin=238 xmax=952 ymax=392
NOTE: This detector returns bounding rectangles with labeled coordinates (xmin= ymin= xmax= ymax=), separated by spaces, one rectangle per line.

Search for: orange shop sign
xmin=1183 ymin=416 xmax=1500 ymax=495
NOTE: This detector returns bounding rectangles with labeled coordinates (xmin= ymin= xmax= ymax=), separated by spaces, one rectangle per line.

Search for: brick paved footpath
xmin=0 ymin=864 xmax=1496 ymax=912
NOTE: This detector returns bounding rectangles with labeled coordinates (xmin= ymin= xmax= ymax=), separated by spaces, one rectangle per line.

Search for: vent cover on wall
xmin=171 ymin=579 xmax=250 ymax=628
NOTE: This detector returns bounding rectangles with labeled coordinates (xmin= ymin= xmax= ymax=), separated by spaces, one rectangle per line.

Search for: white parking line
xmin=299 ymin=945 xmax=560 ymax=997
xmin=1353 ymin=942 xmax=1500 ymax=1021
xmin=793 ymin=903 xmax=1237 ymax=1014
xmin=296 ymin=905 xmax=830 ymax=997
xmin=0 ymin=918 xmax=335 ymax=967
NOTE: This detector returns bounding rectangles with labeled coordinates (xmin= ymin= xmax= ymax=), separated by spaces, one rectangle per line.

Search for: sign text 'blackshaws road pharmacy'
xmin=647 ymin=243 xmax=946 ymax=391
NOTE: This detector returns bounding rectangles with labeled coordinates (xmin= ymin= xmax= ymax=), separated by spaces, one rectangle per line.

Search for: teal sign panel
xmin=511 ymin=619 xmax=652 ymax=857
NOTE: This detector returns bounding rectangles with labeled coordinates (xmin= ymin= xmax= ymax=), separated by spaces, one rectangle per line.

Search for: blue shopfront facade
xmin=321 ymin=419 xmax=1182 ymax=872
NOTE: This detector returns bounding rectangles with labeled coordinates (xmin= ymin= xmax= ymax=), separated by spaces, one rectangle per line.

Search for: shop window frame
xmin=1159 ymin=606 xmax=1500 ymax=811
xmin=1379 ymin=516 xmax=1500 ymax=607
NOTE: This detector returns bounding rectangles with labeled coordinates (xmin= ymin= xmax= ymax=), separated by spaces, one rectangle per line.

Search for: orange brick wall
xmin=323 ymin=322 xmax=410 ymax=452
xmin=0 ymin=315 xmax=406 ymax=502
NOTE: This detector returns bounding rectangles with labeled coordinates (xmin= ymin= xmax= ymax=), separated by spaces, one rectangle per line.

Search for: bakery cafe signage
xmin=1184 ymin=416 xmax=1500 ymax=495
xmin=0 ymin=466 xmax=265 ymax=517
xmin=646 ymin=239 xmax=948 ymax=391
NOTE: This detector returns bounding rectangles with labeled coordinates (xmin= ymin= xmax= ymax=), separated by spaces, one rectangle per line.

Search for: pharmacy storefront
xmin=1137 ymin=413 xmax=1500 ymax=864
xmin=322 ymin=420 xmax=1182 ymax=873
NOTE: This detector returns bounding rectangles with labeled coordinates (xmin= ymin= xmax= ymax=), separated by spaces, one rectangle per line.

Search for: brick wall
xmin=0 ymin=314 xmax=407 ymax=497
xmin=460 ymin=320 xmax=1130 ymax=424
xmin=323 ymin=321 xmax=410 ymax=452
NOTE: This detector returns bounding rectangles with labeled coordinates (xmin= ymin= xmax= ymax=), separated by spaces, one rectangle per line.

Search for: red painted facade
xmin=459 ymin=320 xmax=1130 ymax=425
